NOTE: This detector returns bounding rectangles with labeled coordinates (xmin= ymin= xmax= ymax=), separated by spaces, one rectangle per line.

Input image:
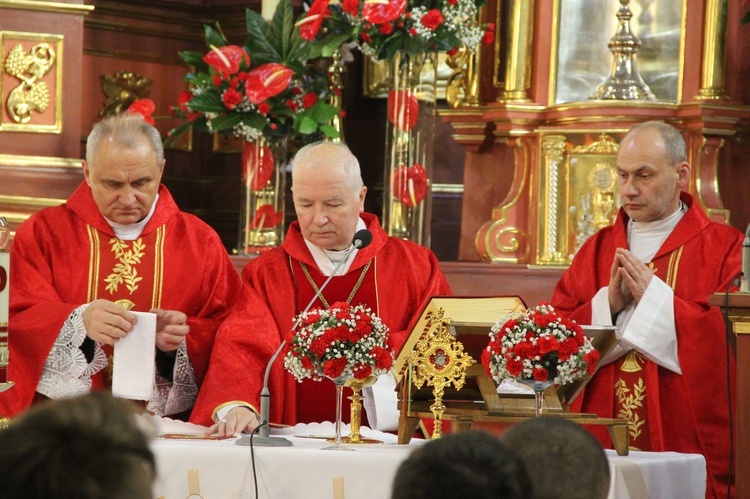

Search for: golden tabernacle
xmin=394 ymin=296 xmax=629 ymax=456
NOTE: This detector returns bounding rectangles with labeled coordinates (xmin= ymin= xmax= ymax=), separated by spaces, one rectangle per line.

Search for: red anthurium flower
xmin=248 ymin=203 xmax=283 ymax=229
xmin=420 ymin=9 xmax=443 ymax=30
xmin=362 ymin=0 xmax=406 ymax=24
xmin=126 ymin=98 xmax=156 ymax=126
xmin=177 ymin=91 xmax=192 ymax=112
xmin=387 ymin=89 xmax=419 ymax=131
xmin=244 ymin=63 xmax=294 ymax=104
xmin=242 ymin=141 xmax=276 ymax=191
xmin=203 ymin=45 xmax=250 ymax=76
xmin=296 ymin=0 xmax=329 ymax=41
xmin=391 ymin=163 xmax=428 ymax=207
xmin=343 ymin=0 xmax=359 ymax=15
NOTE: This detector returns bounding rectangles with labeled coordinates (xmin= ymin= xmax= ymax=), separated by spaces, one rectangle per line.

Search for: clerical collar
xmin=104 ymin=193 xmax=159 ymax=241
xmin=627 ymin=200 xmax=686 ymax=262
xmin=304 ymin=217 xmax=368 ymax=276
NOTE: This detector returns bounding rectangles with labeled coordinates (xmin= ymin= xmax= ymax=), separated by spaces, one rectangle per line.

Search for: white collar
xmin=304 ymin=217 xmax=368 ymax=276
xmin=104 ymin=193 xmax=159 ymax=241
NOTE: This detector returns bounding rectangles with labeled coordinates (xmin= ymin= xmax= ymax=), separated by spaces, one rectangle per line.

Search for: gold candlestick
xmin=341 ymin=376 xmax=381 ymax=444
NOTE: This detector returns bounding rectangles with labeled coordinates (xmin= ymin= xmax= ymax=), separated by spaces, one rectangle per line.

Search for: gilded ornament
xmin=570 ymin=134 xmax=619 ymax=155
xmin=407 ymin=308 xmax=474 ymax=439
xmin=3 ymin=42 xmax=56 ymax=124
xmin=99 ymin=71 xmax=152 ymax=118
xmin=104 ymin=238 xmax=145 ymax=295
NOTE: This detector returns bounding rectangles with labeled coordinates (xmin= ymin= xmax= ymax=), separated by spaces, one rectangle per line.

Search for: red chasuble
xmin=1 ymin=182 xmax=241 ymax=417
xmin=552 ymin=193 xmax=742 ymax=499
xmin=191 ymin=213 xmax=451 ymax=426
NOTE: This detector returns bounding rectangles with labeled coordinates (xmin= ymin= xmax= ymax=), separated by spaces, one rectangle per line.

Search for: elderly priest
xmin=1 ymin=114 xmax=241 ymax=419
xmin=191 ymin=141 xmax=450 ymax=436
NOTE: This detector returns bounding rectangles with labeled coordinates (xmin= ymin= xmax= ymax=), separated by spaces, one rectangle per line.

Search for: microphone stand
xmin=741 ymin=223 xmax=750 ymax=293
xmin=236 ymin=230 xmax=371 ymax=446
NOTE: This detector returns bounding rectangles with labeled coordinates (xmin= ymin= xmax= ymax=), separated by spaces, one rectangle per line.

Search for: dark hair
xmin=0 ymin=392 xmax=156 ymax=499
xmin=391 ymin=431 xmax=532 ymax=499
xmin=501 ymin=416 xmax=610 ymax=499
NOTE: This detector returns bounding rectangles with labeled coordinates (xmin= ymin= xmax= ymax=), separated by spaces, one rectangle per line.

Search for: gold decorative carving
xmin=497 ymin=0 xmax=534 ymax=102
xmin=539 ymin=135 xmax=567 ymax=265
xmin=0 ymin=31 xmax=63 ymax=133
xmin=407 ymin=308 xmax=474 ymax=439
xmin=571 ymin=133 xmax=619 ymax=154
xmin=0 ymin=1 xmax=94 ymax=15
xmin=445 ymin=10 xmax=482 ymax=109
xmin=99 ymin=70 xmax=152 ymax=118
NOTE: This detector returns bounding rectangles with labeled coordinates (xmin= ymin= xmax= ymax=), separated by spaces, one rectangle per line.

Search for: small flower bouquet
xmin=481 ymin=304 xmax=600 ymax=386
xmin=284 ymin=302 xmax=395 ymax=381
xmin=309 ymin=0 xmax=494 ymax=62
xmin=165 ymin=0 xmax=341 ymax=145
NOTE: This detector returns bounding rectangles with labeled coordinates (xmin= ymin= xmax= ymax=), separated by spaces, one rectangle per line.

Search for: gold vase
xmin=238 ymin=136 xmax=287 ymax=255
xmin=382 ymin=51 xmax=437 ymax=247
xmin=342 ymin=376 xmax=380 ymax=444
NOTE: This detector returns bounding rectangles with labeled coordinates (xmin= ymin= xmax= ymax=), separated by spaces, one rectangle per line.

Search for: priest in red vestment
xmin=551 ymin=122 xmax=743 ymax=499
xmin=1 ymin=115 xmax=241 ymax=419
xmin=191 ymin=141 xmax=451 ymax=436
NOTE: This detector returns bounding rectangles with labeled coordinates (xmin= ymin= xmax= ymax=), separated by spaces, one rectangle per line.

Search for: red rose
xmin=203 ymin=45 xmax=250 ymax=76
xmin=323 ymin=357 xmax=348 ymax=378
xmin=420 ymin=9 xmax=443 ymax=30
xmin=244 ymin=63 xmax=294 ymax=104
xmin=302 ymin=92 xmax=318 ymax=108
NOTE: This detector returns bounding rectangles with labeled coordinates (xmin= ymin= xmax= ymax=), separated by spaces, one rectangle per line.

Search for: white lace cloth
xmin=38 ymin=305 xmax=198 ymax=416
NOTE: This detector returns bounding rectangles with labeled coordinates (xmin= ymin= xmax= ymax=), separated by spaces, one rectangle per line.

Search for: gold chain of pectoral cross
xmin=300 ymin=261 xmax=371 ymax=308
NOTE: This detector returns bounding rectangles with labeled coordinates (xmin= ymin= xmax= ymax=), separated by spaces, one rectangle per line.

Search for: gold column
xmin=498 ymin=0 xmax=534 ymax=102
xmin=696 ymin=0 xmax=729 ymax=100
xmin=539 ymin=136 xmax=567 ymax=265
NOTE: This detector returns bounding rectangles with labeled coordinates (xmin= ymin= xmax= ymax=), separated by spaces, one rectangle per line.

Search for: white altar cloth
xmin=148 ymin=417 xmax=706 ymax=499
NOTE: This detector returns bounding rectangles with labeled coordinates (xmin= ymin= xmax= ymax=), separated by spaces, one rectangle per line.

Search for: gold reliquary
xmin=394 ymin=296 xmax=629 ymax=455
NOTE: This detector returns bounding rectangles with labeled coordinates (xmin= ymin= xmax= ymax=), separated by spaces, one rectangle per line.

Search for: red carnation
xmin=302 ymin=92 xmax=318 ymax=108
xmin=222 ymin=87 xmax=243 ymax=110
xmin=354 ymin=363 xmax=373 ymax=380
xmin=420 ymin=9 xmax=443 ymax=30
xmin=331 ymin=301 xmax=350 ymax=311
xmin=323 ymin=357 xmax=348 ymax=378
xmin=373 ymin=346 xmax=393 ymax=370
xmin=532 ymin=367 xmax=549 ymax=382
xmin=584 ymin=350 xmax=600 ymax=375
xmin=309 ymin=338 xmax=328 ymax=357
xmin=257 ymin=102 xmax=271 ymax=114
xmin=506 ymin=357 xmax=524 ymax=377
xmin=301 ymin=356 xmax=314 ymax=370
xmin=177 ymin=91 xmax=192 ymax=112
xmin=379 ymin=22 xmax=394 ymax=35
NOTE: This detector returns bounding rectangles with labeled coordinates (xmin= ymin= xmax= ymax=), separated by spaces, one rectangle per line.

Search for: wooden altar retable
xmin=708 ymin=292 xmax=750 ymax=499
xmin=394 ymin=296 xmax=630 ymax=455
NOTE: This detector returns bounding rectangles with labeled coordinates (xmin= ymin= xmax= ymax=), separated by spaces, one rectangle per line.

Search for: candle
xmin=261 ymin=0 xmax=281 ymax=21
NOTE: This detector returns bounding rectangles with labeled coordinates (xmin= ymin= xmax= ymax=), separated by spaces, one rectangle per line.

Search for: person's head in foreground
xmin=501 ymin=416 xmax=610 ymax=499
xmin=0 ymin=391 xmax=156 ymax=499
xmin=616 ymin=120 xmax=689 ymax=223
xmin=83 ymin=113 xmax=166 ymax=225
xmin=291 ymin=141 xmax=367 ymax=251
xmin=391 ymin=430 xmax=532 ymax=499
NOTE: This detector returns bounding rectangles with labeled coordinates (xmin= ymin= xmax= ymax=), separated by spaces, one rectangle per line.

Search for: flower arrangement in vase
xmin=284 ymin=301 xmax=394 ymax=449
xmin=481 ymin=304 xmax=600 ymax=416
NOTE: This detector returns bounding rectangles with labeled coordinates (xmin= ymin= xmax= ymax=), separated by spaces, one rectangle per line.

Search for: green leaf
xmin=320 ymin=33 xmax=354 ymax=58
xmin=179 ymin=50 xmax=207 ymax=70
xmin=297 ymin=116 xmax=319 ymax=134
xmin=208 ymin=113 xmax=244 ymax=132
xmin=204 ymin=23 xmax=228 ymax=49
xmin=163 ymin=121 xmax=193 ymax=147
xmin=273 ymin=0 xmax=295 ymax=59
xmin=319 ymin=124 xmax=340 ymax=139
xmin=187 ymin=92 xmax=226 ymax=113
xmin=310 ymin=102 xmax=340 ymax=124
xmin=246 ymin=8 xmax=282 ymax=63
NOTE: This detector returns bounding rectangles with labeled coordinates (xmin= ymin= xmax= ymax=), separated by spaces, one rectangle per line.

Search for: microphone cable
xmin=721 ymin=270 xmax=742 ymax=499
xmin=249 ymin=421 xmax=267 ymax=499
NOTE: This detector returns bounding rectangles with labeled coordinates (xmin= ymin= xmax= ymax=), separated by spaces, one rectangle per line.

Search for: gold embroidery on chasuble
xmin=613 ymin=245 xmax=683 ymax=451
xmin=85 ymin=226 xmax=166 ymax=383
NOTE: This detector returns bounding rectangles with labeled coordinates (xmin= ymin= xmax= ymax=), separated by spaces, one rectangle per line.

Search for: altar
xmin=148 ymin=417 xmax=706 ymax=499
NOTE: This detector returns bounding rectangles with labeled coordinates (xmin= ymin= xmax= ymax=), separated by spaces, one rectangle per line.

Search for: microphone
xmin=238 ymin=229 xmax=373 ymax=446
xmin=741 ymin=223 xmax=750 ymax=293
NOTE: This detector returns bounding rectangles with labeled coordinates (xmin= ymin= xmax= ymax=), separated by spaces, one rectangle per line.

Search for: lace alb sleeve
xmin=148 ymin=340 xmax=198 ymax=417
xmin=37 ymin=305 xmax=108 ymax=399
